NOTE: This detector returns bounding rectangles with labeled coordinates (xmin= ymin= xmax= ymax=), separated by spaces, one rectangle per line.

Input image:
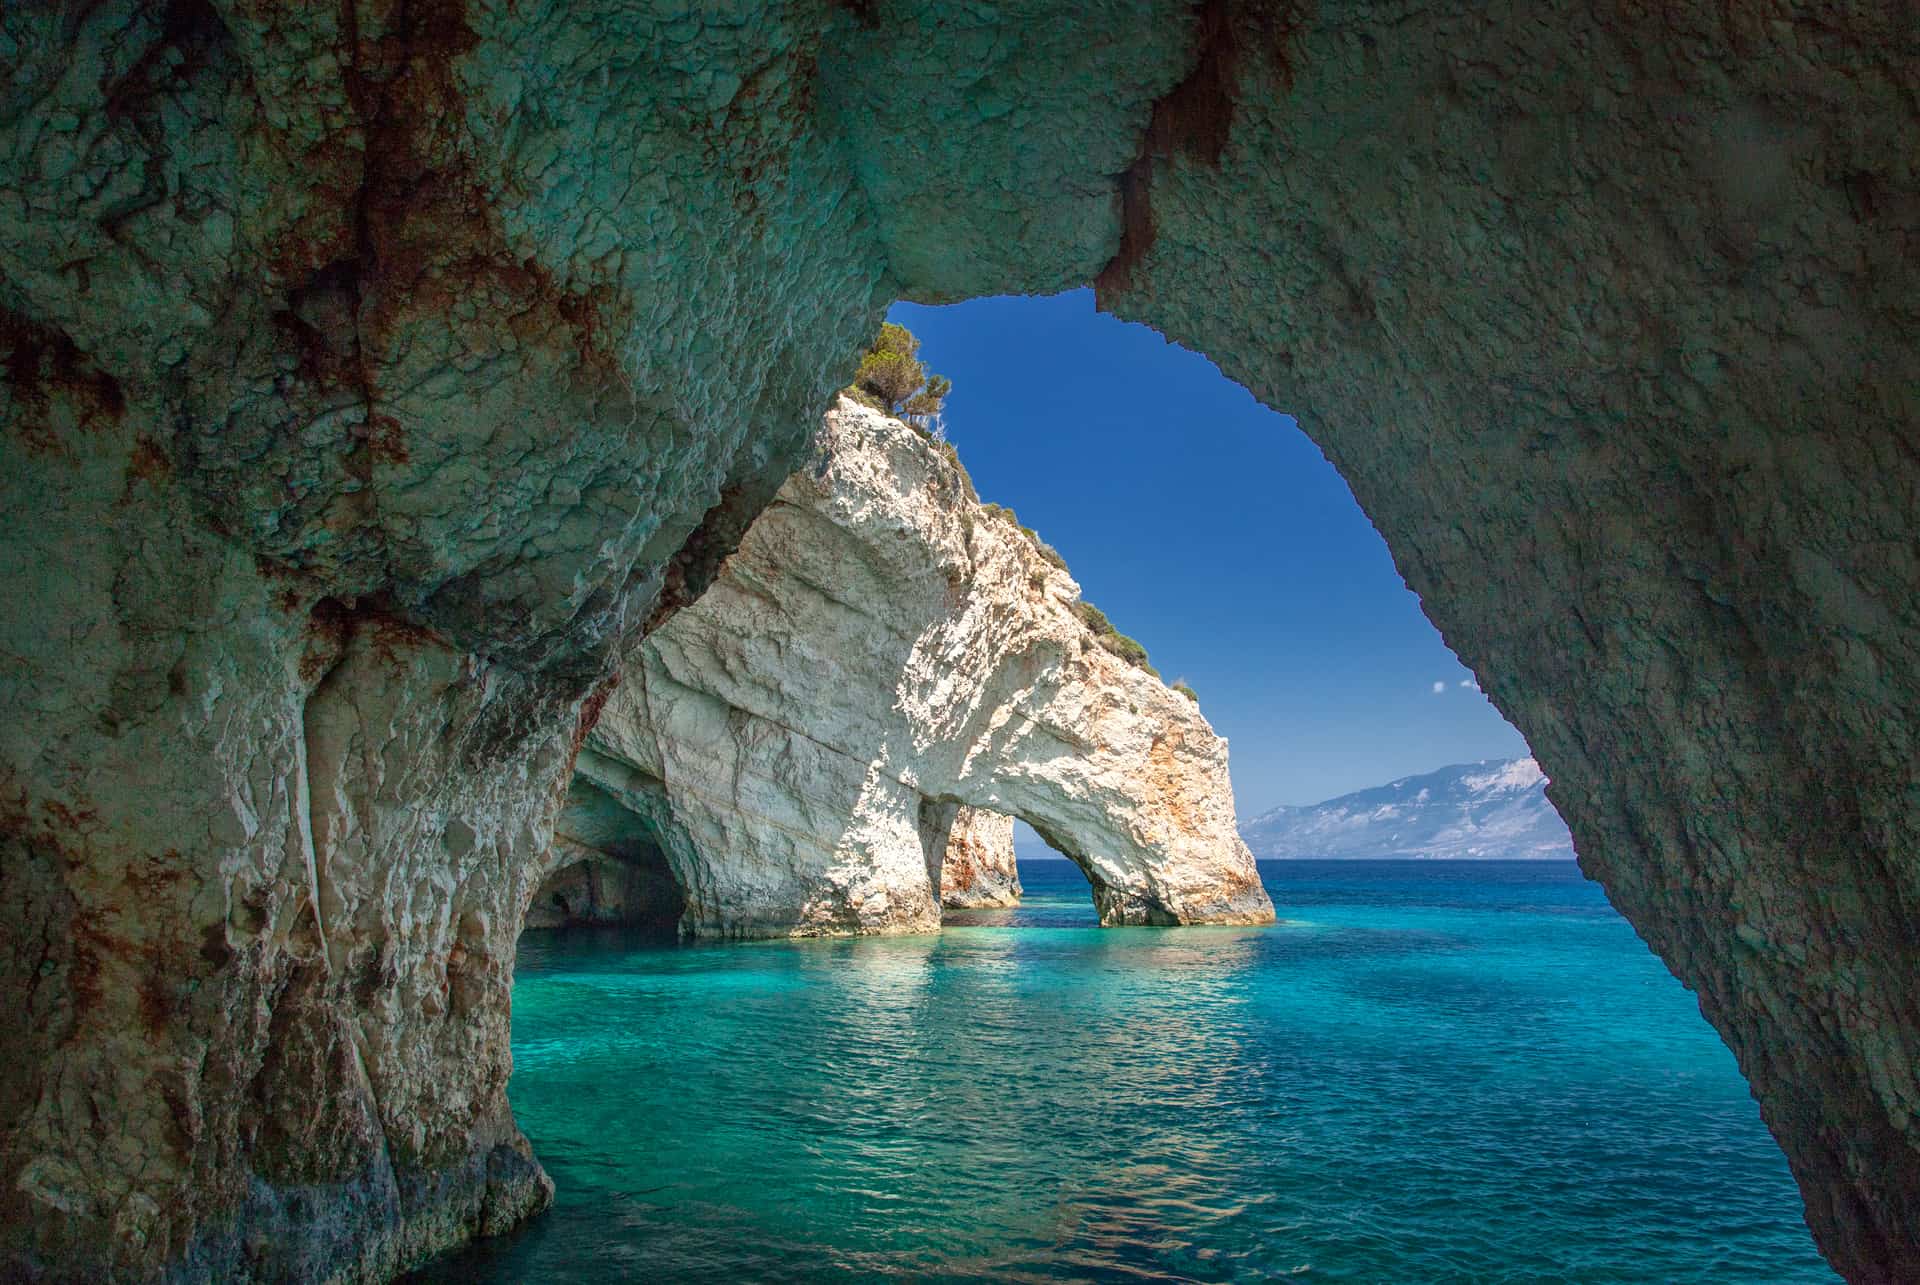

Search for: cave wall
xmin=0 ymin=1 xmax=899 ymax=1275
xmin=1 ymin=1 xmax=1916 ymax=1281
xmin=0 ymin=387 xmax=568 ymax=1276
xmin=1071 ymin=8 xmax=1920 ymax=1280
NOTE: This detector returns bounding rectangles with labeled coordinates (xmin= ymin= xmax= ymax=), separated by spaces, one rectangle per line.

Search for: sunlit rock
xmin=572 ymin=401 xmax=1273 ymax=938
xmin=940 ymin=807 xmax=1023 ymax=910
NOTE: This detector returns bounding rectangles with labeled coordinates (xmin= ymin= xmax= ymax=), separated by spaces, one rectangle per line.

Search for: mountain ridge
xmin=1240 ymin=757 xmax=1574 ymax=860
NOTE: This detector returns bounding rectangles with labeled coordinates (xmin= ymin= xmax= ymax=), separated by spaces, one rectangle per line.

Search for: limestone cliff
xmin=558 ymin=400 xmax=1271 ymax=939
xmin=1 ymin=3 xmax=1916 ymax=1281
xmin=940 ymin=808 xmax=1022 ymax=910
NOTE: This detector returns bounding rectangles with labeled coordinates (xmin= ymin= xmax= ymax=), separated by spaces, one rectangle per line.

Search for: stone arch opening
xmin=528 ymin=775 xmax=686 ymax=939
xmin=0 ymin=4 xmax=1911 ymax=1281
xmin=930 ymin=803 xmax=1023 ymax=911
xmin=1019 ymin=814 xmax=1167 ymax=927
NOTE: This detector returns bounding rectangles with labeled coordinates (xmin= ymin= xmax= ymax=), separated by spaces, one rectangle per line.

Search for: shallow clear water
xmin=419 ymin=861 xmax=1835 ymax=1283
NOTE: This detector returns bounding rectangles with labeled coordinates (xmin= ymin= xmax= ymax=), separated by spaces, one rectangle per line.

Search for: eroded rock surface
xmin=1082 ymin=11 xmax=1920 ymax=1282
xmin=568 ymin=401 xmax=1272 ymax=938
xmin=1 ymin=1 xmax=1916 ymax=1281
xmin=940 ymin=808 xmax=1022 ymax=910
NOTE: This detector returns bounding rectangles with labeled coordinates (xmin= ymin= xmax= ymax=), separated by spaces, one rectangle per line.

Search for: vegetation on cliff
xmin=979 ymin=502 xmax=1069 ymax=572
xmin=1074 ymin=600 xmax=1159 ymax=679
xmin=850 ymin=327 xmax=1166 ymax=690
xmin=848 ymin=322 xmax=951 ymax=431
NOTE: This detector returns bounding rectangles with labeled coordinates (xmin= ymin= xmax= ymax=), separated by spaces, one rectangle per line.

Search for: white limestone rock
xmin=574 ymin=401 xmax=1274 ymax=935
xmin=939 ymin=807 xmax=1023 ymax=910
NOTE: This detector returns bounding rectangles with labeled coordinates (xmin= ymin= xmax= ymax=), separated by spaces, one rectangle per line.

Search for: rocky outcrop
xmin=1 ymin=3 xmax=1916 ymax=1281
xmin=1 ymin=3 xmax=883 ymax=1275
xmin=0 ymin=580 xmax=566 ymax=1278
xmin=564 ymin=401 xmax=1271 ymax=939
xmin=940 ymin=808 xmax=1022 ymax=910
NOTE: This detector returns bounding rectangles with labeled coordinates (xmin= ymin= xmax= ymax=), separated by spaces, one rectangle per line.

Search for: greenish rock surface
xmin=0 ymin=2 xmax=1915 ymax=1281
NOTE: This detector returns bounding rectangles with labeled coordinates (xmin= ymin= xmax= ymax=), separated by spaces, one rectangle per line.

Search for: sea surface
xmin=418 ymin=860 xmax=1837 ymax=1283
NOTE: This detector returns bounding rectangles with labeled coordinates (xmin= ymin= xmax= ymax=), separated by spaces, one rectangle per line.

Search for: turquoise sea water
xmin=421 ymin=861 xmax=1836 ymax=1283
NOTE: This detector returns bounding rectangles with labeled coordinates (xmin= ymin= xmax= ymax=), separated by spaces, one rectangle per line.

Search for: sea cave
xmin=0 ymin=2 xmax=1915 ymax=1281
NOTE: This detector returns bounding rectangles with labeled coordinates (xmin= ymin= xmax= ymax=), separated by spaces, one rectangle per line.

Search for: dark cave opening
xmin=528 ymin=776 xmax=686 ymax=940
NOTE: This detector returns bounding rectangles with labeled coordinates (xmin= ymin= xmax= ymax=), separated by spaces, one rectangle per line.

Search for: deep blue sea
xmin=420 ymin=860 xmax=1836 ymax=1283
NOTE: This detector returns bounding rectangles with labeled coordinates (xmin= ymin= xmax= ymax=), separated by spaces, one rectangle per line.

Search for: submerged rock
xmin=560 ymin=401 xmax=1273 ymax=938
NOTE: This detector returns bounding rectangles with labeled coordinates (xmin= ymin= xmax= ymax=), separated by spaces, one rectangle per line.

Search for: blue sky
xmin=888 ymin=290 xmax=1530 ymax=816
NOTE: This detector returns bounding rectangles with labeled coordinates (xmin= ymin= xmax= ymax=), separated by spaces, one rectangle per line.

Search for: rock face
xmin=1 ymin=3 xmax=885 ymax=1276
xmin=560 ymin=401 xmax=1271 ymax=939
xmin=0 ymin=3 xmax=1916 ymax=1281
xmin=1242 ymin=758 xmax=1574 ymax=862
xmin=940 ymin=808 xmax=1023 ymax=909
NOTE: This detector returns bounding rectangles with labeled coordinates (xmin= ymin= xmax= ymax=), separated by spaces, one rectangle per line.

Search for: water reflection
xmin=422 ymin=862 xmax=1833 ymax=1284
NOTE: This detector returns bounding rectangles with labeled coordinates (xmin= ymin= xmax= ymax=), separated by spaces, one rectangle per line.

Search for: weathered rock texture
xmin=566 ymin=401 xmax=1270 ymax=938
xmin=1 ymin=2 xmax=1916 ymax=1281
xmin=1 ymin=1 xmax=885 ymax=1275
xmin=940 ymin=808 xmax=1022 ymax=910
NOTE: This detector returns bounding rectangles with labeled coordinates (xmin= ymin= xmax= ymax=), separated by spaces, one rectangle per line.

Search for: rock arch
xmin=0 ymin=3 xmax=1914 ymax=1281
xmin=570 ymin=401 xmax=1271 ymax=940
xmin=528 ymin=776 xmax=686 ymax=936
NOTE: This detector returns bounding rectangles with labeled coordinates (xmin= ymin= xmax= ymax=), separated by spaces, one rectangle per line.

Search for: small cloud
xmin=1459 ymin=678 xmax=1480 ymax=692
xmin=1431 ymin=681 xmax=1447 ymax=695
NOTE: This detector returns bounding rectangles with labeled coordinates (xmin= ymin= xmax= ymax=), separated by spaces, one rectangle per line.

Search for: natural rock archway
xmin=576 ymin=400 xmax=1271 ymax=938
xmin=0 ymin=3 xmax=1915 ymax=1281
xmin=529 ymin=779 xmax=687 ymax=934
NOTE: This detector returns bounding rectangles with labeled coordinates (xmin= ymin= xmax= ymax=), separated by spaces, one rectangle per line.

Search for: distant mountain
xmin=1240 ymin=758 xmax=1573 ymax=860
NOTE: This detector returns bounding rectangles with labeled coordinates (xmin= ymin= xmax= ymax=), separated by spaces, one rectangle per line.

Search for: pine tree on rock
xmin=852 ymin=323 xmax=950 ymax=431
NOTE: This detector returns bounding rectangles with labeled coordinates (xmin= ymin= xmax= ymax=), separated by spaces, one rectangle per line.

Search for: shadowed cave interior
xmin=532 ymin=778 xmax=686 ymax=939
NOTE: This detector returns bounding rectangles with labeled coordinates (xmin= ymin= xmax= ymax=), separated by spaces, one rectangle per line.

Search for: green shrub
xmin=851 ymin=322 xmax=950 ymax=430
xmin=841 ymin=384 xmax=886 ymax=412
xmin=940 ymin=439 xmax=978 ymax=502
xmin=1171 ymin=680 xmax=1199 ymax=703
xmin=1096 ymin=630 xmax=1157 ymax=677
xmin=1075 ymin=601 xmax=1114 ymax=636
xmin=1014 ymin=525 xmax=1065 ymax=570
xmin=1073 ymin=598 xmax=1160 ymax=676
xmin=1031 ymin=538 xmax=1068 ymax=572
